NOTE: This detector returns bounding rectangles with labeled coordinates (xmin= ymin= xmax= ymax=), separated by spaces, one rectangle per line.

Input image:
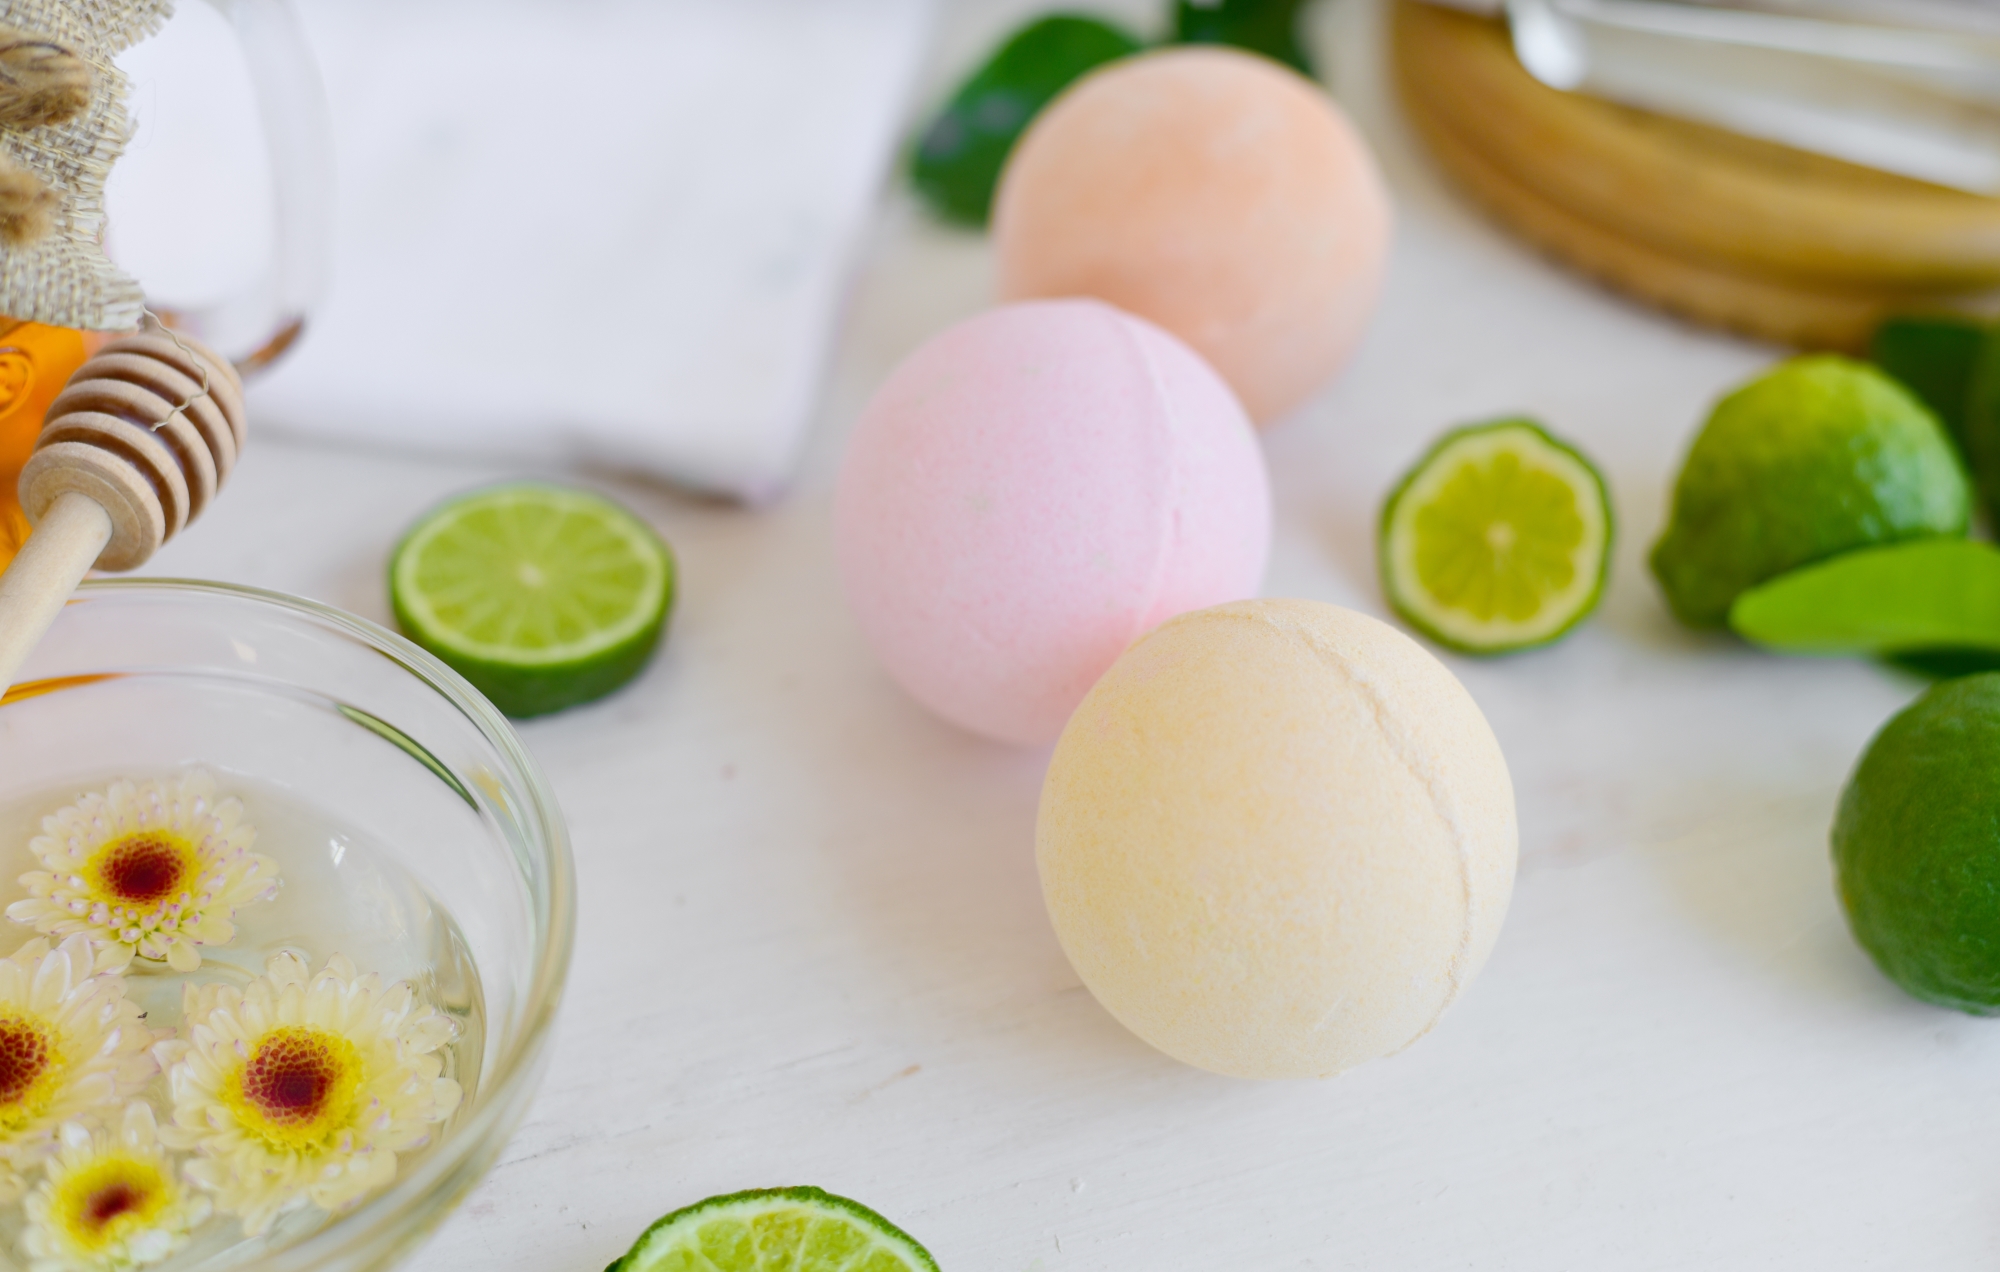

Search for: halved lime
xmin=609 ymin=1187 xmax=940 ymax=1272
xmin=1379 ymin=417 xmax=1613 ymax=654
xmin=389 ymin=483 xmax=674 ymax=718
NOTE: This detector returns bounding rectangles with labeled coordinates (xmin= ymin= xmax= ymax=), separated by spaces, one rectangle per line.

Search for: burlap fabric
xmin=0 ymin=0 xmax=170 ymax=331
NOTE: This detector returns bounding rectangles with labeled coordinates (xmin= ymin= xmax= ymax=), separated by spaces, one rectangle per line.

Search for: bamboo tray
xmin=1391 ymin=0 xmax=2000 ymax=349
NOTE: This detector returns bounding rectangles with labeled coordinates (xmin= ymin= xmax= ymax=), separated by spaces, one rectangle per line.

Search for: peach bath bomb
xmin=993 ymin=46 xmax=1392 ymax=426
xmin=835 ymin=298 xmax=1270 ymax=745
xmin=1038 ymin=599 xmax=1516 ymax=1078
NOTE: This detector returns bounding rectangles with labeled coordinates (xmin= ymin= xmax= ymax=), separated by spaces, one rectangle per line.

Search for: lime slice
xmin=389 ymin=483 xmax=674 ymax=718
xmin=1379 ymin=417 xmax=1612 ymax=654
xmin=609 ymin=1187 xmax=940 ymax=1272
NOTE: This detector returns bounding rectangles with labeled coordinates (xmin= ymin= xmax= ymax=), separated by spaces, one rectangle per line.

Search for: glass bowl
xmin=0 ymin=579 xmax=576 ymax=1272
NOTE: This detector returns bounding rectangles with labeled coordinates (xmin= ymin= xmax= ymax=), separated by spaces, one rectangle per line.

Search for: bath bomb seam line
xmin=1115 ymin=306 xmax=1192 ymax=655
xmin=1196 ymin=603 xmax=1479 ymax=1049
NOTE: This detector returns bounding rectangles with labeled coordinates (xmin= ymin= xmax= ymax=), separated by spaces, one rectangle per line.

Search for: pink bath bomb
xmin=835 ymin=298 xmax=1271 ymax=746
xmin=993 ymin=47 xmax=1392 ymax=427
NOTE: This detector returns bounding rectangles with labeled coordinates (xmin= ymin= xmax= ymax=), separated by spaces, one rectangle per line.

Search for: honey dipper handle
xmin=0 ymin=490 xmax=112 ymax=697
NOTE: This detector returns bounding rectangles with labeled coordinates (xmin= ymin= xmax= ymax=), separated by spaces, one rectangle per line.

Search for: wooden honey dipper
xmin=0 ymin=327 xmax=245 ymax=691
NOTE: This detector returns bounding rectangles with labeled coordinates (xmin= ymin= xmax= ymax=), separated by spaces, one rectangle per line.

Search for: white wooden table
xmin=145 ymin=1 xmax=2000 ymax=1266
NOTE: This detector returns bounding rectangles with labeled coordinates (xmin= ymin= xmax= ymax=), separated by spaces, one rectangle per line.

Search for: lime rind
xmin=1379 ymin=418 xmax=1613 ymax=654
xmin=611 ymin=1187 xmax=940 ymax=1272
xmin=389 ymin=482 xmax=675 ymax=717
xmin=390 ymin=484 xmax=672 ymax=668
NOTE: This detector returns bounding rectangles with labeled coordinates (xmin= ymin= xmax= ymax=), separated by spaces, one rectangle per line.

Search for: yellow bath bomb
xmin=1036 ymin=599 xmax=1516 ymax=1079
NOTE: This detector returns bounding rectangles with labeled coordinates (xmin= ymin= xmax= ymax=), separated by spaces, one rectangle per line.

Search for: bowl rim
xmin=44 ymin=577 xmax=580 ymax=1271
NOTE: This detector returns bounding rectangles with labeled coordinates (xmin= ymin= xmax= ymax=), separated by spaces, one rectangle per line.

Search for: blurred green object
xmin=1174 ymin=0 xmax=1315 ymax=77
xmin=1885 ymin=648 xmax=2000 ymax=680
xmin=1870 ymin=314 xmax=1985 ymax=451
xmin=1729 ymin=539 xmax=2000 ymax=657
xmin=1957 ymin=323 xmax=2000 ymax=523
xmin=910 ymin=14 xmax=1142 ymax=227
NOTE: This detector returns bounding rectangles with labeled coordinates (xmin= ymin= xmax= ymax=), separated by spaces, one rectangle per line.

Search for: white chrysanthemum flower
xmin=0 ymin=936 xmax=157 ymax=1201
xmin=7 ymin=770 xmax=280 ymax=973
xmin=21 ymin=1103 xmax=211 ymax=1272
xmin=156 ymin=951 xmax=461 ymax=1236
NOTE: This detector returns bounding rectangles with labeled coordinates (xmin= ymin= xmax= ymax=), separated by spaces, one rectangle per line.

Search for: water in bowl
xmin=0 ymin=771 xmax=483 ymax=1269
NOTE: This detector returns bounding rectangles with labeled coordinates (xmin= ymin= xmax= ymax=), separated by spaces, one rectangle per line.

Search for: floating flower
xmin=21 ymin=1103 xmax=211 ymax=1272
xmin=0 ymin=936 xmax=157 ymax=1201
xmin=156 ymin=951 xmax=461 ymax=1235
xmin=8 ymin=770 xmax=280 ymax=973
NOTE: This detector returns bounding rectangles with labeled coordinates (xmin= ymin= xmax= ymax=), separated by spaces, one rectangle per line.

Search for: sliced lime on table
xmin=1379 ymin=417 xmax=1613 ymax=654
xmin=390 ymin=482 xmax=674 ymax=718
xmin=610 ymin=1187 xmax=940 ymax=1272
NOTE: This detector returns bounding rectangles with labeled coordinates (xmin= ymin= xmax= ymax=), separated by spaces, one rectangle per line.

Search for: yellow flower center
xmin=0 ymin=1011 xmax=61 ymax=1132
xmin=51 ymin=1155 xmax=173 ymax=1254
xmin=223 ymin=1026 xmax=364 ymax=1152
xmin=84 ymin=831 xmax=199 ymax=909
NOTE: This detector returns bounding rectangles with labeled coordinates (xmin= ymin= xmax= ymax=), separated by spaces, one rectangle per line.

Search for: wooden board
xmin=1391 ymin=0 xmax=2000 ymax=349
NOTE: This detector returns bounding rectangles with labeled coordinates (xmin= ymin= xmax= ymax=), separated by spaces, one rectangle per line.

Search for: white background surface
xmin=137 ymin=0 xmax=2000 ymax=1267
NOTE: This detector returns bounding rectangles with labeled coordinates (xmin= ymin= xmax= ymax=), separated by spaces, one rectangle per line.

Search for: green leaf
xmin=909 ymin=14 xmax=1143 ymax=227
xmin=1870 ymin=314 xmax=1985 ymax=451
xmin=1958 ymin=321 xmax=2000 ymax=526
xmin=1174 ymin=0 xmax=1316 ymax=78
xmin=1729 ymin=538 xmax=2000 ymax=655
xmin=1883 ymin=648 xmax=2000 ymax=681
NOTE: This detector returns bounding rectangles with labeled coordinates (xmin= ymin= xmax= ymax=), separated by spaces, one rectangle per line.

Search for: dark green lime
xmin=1834 ymin=674 xmax=2000 ymax=1013
xmin=1174 ymin=0 xmax=1316 ymax=77
xmin=910 ymin=14 xmax=1141 ymax=227
xmin=1650 ymin=355 xmax=1969 ymax=628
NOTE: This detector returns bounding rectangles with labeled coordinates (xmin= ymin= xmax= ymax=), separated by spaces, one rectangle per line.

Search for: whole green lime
xmin=1833 ymin=673 xmax=2000 ymax=1013
xmin=1650 ymin=355 xmax=1969 ymax=627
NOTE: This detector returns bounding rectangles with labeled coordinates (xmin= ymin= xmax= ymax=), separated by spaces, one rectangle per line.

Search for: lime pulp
xmin=389 ymin=482 xmax=674 ymax=718
xmin=610 ymin=1187 xmax=939 ymax=1272
xmin=1378 ymin=417 xmax=1613 ymax=654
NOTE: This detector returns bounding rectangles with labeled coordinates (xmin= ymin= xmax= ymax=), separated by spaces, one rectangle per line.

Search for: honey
xmin=0 ymin=320 xmax=92 ymax=572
